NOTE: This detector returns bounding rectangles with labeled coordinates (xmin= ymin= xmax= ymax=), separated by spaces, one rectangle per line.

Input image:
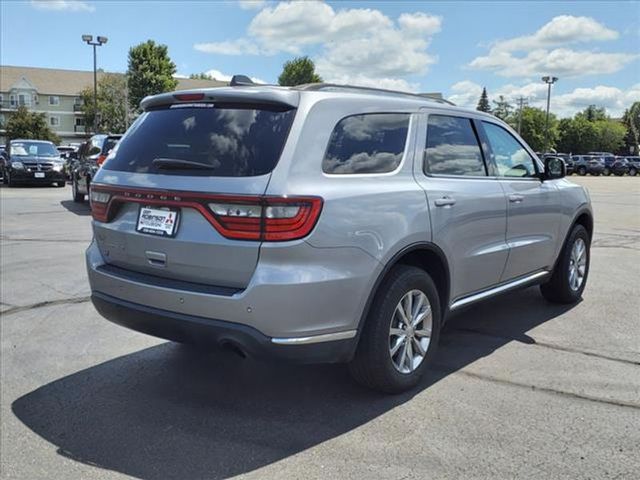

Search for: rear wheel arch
xmin=355 ymin=243 xmax=450 ymax=336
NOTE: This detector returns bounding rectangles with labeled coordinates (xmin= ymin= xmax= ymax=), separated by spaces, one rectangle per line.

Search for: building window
xmin=49 ymin=96 xmax=60 ymax=106
xmin=50 ymin=116 xmax=60 ymax=127
xmin=0 ymin=114 xmax=5 ymax=125
xmin=0 ymin=94 xmax=3 ymax=105
xmin=10 ymin=95 xmax=16 ymax=107
xmin=18 ymin=94 xmax=31 ymax=107
xmin=75 ymin=118 xmax=85 ymax=126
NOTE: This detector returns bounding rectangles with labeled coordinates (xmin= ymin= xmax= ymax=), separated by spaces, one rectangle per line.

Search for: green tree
xmin=476 ymin=87 xmax=491 ymax=112
xmin=576 ymin=105 xmax=608 ymax=122
xmin=277 ymin=56 xmax=322 ymax=86
xmin=5 ymin=106 xmax=60 ymax=144
xmin=518 ymin=107 xmax=558 ymax=152
xmin=80 ymin=73 xmax=130 ymax=134
xmin=127 ymin=40 xmax=178 ymax=111
xmin=189 ymin=72 xmax=214 ymax=80
xmin=622 ymin=102 xmax=640 ymax=154
xmin=593 ymin=120 xmax=626 ymax=153
xmin=492 ymin=95 xmax=513 ymax=121
xmin=556 ymin=116 xmax=598 ymax=154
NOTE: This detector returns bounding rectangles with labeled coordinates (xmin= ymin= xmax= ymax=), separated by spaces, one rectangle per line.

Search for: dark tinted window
xmin=424 ymin=115 xmax=485 ymax=176
xmin=323 ymin=113 xmax=409 ymax=174
xmin=483 ymin=122 xmax=537 ymax=178
xmin=103 ymin=105 xmax=296 ymax=177
xmin=102 ymin=137 xmax=120 ymax=155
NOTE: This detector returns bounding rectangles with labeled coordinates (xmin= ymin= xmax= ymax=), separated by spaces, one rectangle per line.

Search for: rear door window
xmin=424 ymin=115 xmax=486 ymax=176
xmin=103 ymin=104 xmax=296 ymax=177
xmin=322 ymin=113 xmax=410 ymax=174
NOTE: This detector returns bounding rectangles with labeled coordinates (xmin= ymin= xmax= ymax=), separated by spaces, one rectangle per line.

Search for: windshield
xmin=10 ymin=141 xmax=58 ymax=157
xmin=103 ymin=104 xmax=296 ymax=177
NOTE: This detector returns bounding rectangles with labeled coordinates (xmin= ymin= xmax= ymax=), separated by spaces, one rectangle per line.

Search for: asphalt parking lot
xmin=1 ymin=176 xmax=639 ymax=480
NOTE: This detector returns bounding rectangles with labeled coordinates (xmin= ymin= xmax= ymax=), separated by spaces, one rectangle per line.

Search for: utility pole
xmin=516 ymin=96 xmax=528 ymax=135
xmin=541 ymin=76 xmax=558 ymax=153
xmin=82 ymin=35 xmax=108 ymax=134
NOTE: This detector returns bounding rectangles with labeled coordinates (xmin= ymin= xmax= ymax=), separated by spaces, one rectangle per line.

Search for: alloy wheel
xmin=568 ymin=238 xmax=587 ymax=291
xmin=389 ymin=289 xmax=432 ymax=374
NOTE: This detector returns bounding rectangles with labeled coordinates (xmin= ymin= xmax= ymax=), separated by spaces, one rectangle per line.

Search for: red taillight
xmin=174 ymin=93 xmax=205 ymax=101
xmin=89 ymin=186 xmax=323 ymax=242
xmin=96 ymin=154 xmax=107 ymax=166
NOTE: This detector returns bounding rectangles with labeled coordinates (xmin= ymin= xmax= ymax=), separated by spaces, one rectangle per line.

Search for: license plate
xmin=136 ymin=206 xmax=180 ymax=237
xmin=34 ymin=172 xmax=45 ymax=178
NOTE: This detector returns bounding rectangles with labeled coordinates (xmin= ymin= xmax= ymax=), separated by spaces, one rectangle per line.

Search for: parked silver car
xmin=86 ymin=82 xmax=593 ymax=393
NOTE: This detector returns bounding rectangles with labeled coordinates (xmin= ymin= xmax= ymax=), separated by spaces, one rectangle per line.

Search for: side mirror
xmin=544 ymin=157 xmax=565 ymax=180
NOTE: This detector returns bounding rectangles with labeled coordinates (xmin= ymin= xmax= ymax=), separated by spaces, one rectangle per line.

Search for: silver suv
xmin=86 ymin=82 xmax=592 ymax=393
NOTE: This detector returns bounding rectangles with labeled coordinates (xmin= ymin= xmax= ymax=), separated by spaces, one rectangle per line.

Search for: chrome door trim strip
xmin=271 ymin=330 xmax=357 ymax=345
xmin=450 ymin=270 xmax=550 ymax=311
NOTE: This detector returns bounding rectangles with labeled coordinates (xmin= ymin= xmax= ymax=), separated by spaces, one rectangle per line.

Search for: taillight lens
xmin=207 ymin=197 xmax=322 ymax=241
xmin=89 ymin=185 xmax=322 ymax=242
xmin=90 ymin=189 xmax=111 ymax=222
xmin=96 ymin=154 xmax=107 ymax=166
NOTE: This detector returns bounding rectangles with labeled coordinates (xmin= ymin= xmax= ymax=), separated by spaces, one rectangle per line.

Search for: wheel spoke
xmin=390 ymin=336 xmax=406 ymax=356
xmin=405 ymin=340 xmax=414 ymax=371
xmin=412 ymin=293 xmax=424 ymax=319
xmin=413 ymin=305 xmax=431 ymax=327
xmin=395 ymin=305 xmax=410 ymax=328
xmin=415 ymin=327 xmax=431 ymax=338
xmin=412 ymin=337 xmax=426 ymax=356
xmin=389 ymin=327 xmax=405 ymax=337
xmin=403 ymin=294 xmax=413 ymax=325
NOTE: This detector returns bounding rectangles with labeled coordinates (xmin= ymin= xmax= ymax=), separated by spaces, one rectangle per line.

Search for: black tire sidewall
xmin=555 ymin=225 xmax=590 ymax=301
xmin=352 ymin=266 xmax=441 ymax=393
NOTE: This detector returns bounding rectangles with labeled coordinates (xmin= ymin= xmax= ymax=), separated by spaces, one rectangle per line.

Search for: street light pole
xmin=541 ymin=75 xmax=558 ymax=153
xmin=82 ymin=34 xmax=108 ymax=134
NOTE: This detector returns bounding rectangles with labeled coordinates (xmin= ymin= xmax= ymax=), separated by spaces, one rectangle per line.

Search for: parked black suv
xmin=610 ymin=158 xmax=629 ymax=176
xmin=2 ymin=139 xmax=66 ymax=187
xmin=572 ymin=155 xmax=604 ymax=176
xmin=72 ymin=134 xmax=122 ymax=202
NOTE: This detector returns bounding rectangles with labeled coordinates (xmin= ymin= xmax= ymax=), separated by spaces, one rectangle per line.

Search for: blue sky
xmin=1 ymin=0 xmax=639 ymax=116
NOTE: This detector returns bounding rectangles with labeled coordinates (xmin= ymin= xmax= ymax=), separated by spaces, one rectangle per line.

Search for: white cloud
xmin=194 ymin=39 xmax=261 ymax=56
xmin=447 ymin=80 xmax=483 ymax=108
xmin=31 ymin=0 xmax=94 ymax=12
xmin=194 ymin=1 xmax=442 ymax=91
xmin=202 ymin=69 xmax=266 ymax=84
xmin=238 ymin=0 xmax=266 ymax=10
xmin=469 ymin=15 xmax=637 ymax=78
xmin=447 ymin=80 xmax=640 ymax=117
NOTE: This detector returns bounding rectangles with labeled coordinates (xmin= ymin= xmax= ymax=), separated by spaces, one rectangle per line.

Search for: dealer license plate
xmin=136 ymin=206 xmax=180 ymax=237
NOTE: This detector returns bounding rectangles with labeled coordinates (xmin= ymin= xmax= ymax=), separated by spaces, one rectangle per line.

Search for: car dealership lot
xmin=1 ymin=177 xmax=639 ymax=479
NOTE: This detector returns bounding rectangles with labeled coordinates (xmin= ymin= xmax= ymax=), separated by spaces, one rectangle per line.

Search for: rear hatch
xmin=91 ymin=99 xmax=297 ymax=289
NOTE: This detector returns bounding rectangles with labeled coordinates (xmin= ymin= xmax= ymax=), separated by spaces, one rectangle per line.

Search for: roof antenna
xmin=230 ymin=75 xmax=254 ymax=86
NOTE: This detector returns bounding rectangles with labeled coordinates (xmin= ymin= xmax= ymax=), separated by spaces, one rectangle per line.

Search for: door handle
xmin=508 ymin=194 xmax=524 ymax=203
xmin=434 ymin=196 xmax=456 ymax=207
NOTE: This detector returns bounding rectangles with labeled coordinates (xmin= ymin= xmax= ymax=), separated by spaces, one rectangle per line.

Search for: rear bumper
xmin=87 ymin=238 xmax=380 ymax=363
xmin=92 ymin=292 xmax=355 ymax=363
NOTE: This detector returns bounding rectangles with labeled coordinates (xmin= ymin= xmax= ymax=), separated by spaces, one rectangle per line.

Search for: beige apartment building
xmin=0 ymin=65 xmax=226 ymax=145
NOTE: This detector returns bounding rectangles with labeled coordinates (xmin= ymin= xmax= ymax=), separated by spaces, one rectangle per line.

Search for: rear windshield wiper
xmin=152 ymin=158 xmax=216 ymax=170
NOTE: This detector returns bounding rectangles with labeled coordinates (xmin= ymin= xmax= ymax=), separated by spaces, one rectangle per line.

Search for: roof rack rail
xmin=294 ymin=83 xmax=455 ymax=105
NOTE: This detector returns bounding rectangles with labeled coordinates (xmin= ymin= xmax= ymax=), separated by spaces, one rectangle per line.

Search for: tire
xmin=540 ymin=224 xmax=590 ymax=304
xmin=349 ymin=265 xmax=441 ymax=394
xmin=56 ymin=180 xmax=66 ymax=188
xmin=72 ymin=177 xmax=84 ymax=202
xmin=603 ymin=167 xmax=610 ymax=176
xmin=578 ymin=167 xmax=587 ymax=176
xmin=629 ymin=168 xmax=637 ymax=176
xmin=7 ymin=171 xmax=15 ymax=187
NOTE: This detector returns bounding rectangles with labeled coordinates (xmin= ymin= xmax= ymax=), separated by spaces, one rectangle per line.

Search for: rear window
xmin=322 ymin=113 xmax=410 ymax=174
xmin=103 ymin=104 xmax=296 ymax=177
